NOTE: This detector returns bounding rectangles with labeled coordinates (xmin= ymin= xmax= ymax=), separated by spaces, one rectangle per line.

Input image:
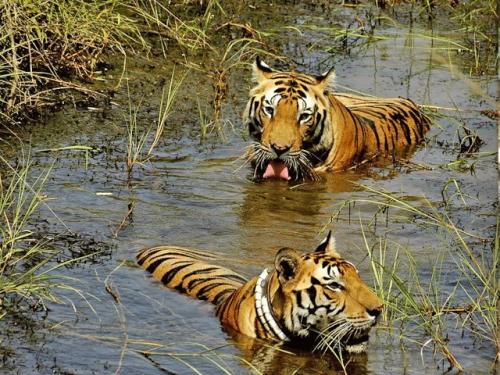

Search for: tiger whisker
xmin=319 ymin=328 xmax=345 ymax=348
xmin=314 ymin=320 xmax=350 ymax=352
xmin=233 ymin=146 xmax=258 ymax=173
xmin=246 ymin=143 xmax=322 ymax=181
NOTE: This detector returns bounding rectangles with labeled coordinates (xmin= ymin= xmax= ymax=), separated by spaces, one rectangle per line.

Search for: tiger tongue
xmin=263 ymin=161 xmax=291 ymax=181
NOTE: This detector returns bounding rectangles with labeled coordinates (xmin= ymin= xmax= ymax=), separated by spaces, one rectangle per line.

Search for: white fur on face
xmin=262 ymin=89 xmax=317 ymax=119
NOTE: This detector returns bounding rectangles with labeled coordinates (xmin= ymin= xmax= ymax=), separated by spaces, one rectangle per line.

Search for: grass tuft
xmin=124 ymin=68 xmax=186 ymax=180
xmin=0 ymin=0 xmax=147 ymax=126
xmin=332 ymin=183 xmax=498 ymax=371
xmin=0 ymin=150 xmax=64 ymax=314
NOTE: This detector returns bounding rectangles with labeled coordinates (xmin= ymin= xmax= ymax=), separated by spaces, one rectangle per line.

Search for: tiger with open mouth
xmin=244 ymin=58 xmax=431 ymax=181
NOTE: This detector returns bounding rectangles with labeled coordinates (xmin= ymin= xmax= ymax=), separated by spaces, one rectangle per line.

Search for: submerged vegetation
xmin=125 ymin=68 xmax=186 ymax=181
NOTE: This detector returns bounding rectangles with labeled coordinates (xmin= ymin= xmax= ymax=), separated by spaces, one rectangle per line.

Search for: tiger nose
xmin=271 ymin=143 xmax=291 ymax=157
xmin=368 ymin=304 xmax=384 ymax=319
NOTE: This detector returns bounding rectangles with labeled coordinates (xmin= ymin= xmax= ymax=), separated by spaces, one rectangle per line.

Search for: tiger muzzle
xmin=270 ymin=143 xmax=291 ymax=157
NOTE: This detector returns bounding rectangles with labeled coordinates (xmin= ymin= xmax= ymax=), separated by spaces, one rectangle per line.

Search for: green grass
xmin=124 ymin=68 xmax=186 ymax=180
xmin=128 ymin=0 xmax=214 ymax=53
xmin=0 ymin=0 xmax=277 ymax=151
xmin=333 ymin=183 xmax=498 ymax=371
xmin=0 ymin=150 xmax=74 ymax=316
xmin=0 ymin=0 xmax=148 ymax=125
xmin=301 ymin=0 xmax=496 ymax=75
xmin=0 ymin=0 xmax=267 ymax=130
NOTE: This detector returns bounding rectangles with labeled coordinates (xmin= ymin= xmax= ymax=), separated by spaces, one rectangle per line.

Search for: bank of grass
xmin=0 ymin=0 xmax=145 ymax=124
xmin=0 ymin=0 xmax=496 ymax=130
xmin=334 ymin=184 xmax=498 ymax=372
xmin=0 ymin=151 xmax=80 ymax=318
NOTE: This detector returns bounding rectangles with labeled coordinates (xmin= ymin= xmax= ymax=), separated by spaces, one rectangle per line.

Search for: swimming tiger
xmin=137 ymin=232 xmax=383 ymax=353
xmin=243 ymin=57 xmax=431 ymax=181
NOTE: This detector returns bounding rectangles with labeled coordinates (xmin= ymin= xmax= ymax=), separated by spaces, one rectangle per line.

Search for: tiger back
xmin=137 ymin=246 xmax=246 ymax=305
xmin=244 ymin=58 xmax=431 ymax=180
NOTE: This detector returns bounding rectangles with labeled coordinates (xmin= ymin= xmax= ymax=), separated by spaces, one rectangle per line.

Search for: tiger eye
xmin=263 ymin=106 xmax=274 ymax=117
xmin=299 ymin=113 xmax=312 ymax=123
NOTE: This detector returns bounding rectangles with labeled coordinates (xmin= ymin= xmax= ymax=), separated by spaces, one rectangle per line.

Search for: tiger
xmin=243 ymin=57 xmax=431 ymax=181
xmin=137 ymin=231 xmax=383 ymax=353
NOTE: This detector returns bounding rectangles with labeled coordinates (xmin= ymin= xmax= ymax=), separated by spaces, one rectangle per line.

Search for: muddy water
xmin=1 ymin=3 xmax=497 ymax=375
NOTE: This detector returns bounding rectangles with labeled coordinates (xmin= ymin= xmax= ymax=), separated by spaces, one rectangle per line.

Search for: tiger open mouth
xmin=294 ymin=328 xmax=371 ymax=354
xmin=343 ymin=333 xmax=370 ymax=353
xmin=262 ymin=160 xmax=291 ymax=180
xmin=248 ymin=143 xmax=319 ymax=182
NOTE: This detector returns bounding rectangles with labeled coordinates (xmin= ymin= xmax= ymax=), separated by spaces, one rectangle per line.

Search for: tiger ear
xmin=315 ymin=67 xmax=336 ymax=92
xmin=253 ymin=56 xmax=273 ymax=83
xmin=315 ymin=231 xmax=340 ymax=257
xmin=275 ymin=247 xmax=301 ymax=283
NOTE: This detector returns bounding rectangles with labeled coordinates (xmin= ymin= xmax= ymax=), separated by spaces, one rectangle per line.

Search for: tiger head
xmin=272 ymin=231 xmax=383 ymax=353
xmin=243 ymin=57 xmax=336 ymax=181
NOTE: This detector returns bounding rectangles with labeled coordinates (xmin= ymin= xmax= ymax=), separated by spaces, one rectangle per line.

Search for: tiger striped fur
xmin=244 ymin=57 xmax=431 ymax=180
xmin=137 ymin=232 xmax=383 ymax=352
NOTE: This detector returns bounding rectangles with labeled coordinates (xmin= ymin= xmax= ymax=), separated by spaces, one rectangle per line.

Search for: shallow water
xmin=1 ymin=2 xmax=497 ymax=374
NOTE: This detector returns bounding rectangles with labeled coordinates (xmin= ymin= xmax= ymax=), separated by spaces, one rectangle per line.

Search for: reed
xmin=0 ymin=0 xmax=147 ymax=127
xmin=0 ymin=150 xmax=85 ymax=317
xmin=125 ymin=69 xmax=185 ymax=179
xmin=332 ymin=183 xmax=498 ymax=371
xmin=302 ymin=0 xmax=496 ymax=75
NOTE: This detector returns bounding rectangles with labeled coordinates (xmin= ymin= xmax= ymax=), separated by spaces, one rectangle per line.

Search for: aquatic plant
xmin=124 ymin=68 xmax=186 ymax=181
xmin=0 ymin=149 xmax=76 ymax=317
xmin=299 ymin=0 xmax=497 ymax=75
xmin=332 ymin=183 xmax=498 ymax=372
